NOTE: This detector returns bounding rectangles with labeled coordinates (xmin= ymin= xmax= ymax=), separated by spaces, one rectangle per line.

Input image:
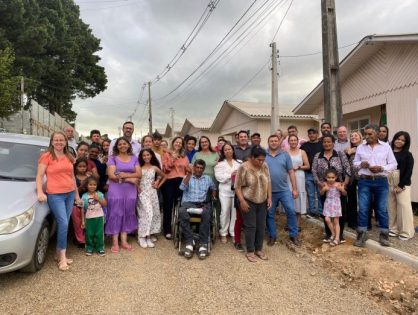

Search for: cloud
xmin=72 ymin=0 xmax=418 ymax=138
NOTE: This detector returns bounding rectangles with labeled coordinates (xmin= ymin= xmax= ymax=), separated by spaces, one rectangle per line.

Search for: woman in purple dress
xmin=106 ymin=137 xmax=142 ymax=253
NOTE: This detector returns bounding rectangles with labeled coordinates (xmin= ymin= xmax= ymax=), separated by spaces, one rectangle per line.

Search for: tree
xmin=0 ymin=46 xmax=20 ymax=119
xmin=0 ymin=0 xmax=107 ymax=122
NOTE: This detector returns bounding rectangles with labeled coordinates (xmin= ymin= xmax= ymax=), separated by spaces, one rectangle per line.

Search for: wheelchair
xmin=171 ymin=198 xmax=218 ymax=256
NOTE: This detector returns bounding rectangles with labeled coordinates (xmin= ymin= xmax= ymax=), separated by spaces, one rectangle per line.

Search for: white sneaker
xmin=151 ymin=235 xmax=158 ymax=242
xmin=146 ymin=238 xmax=155 ymax=248
xmin=138 ymin=237 xmax=148 ymax=248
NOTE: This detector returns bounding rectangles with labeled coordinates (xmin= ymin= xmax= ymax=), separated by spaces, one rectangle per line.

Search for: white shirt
xmin=214 ymin=159 xmax=241 ymax=197
xmin=109 ymin=138 xmax=141 ymax=157
xmin=353 ymin=140 xmax=397 ymax=176
xmin=68 ymin=138 xmax=78 ymax=151
xmin=334 ymin=139 xmax=350 ymax=152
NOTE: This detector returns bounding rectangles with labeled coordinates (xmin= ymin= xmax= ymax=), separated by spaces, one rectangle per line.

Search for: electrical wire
xmin=271 ymin=0 xmax=293 ymax=41
xmin=280 ymin=41 xmax=359 ymax=58
xmin=153 ymin=0 xmax=260 ymax=102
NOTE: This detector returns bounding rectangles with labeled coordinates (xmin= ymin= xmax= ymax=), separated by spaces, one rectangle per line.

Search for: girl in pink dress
xmin=321 ymin=168 xmax=347 ymax=246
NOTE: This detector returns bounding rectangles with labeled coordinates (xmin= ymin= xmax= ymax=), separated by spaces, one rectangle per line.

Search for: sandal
xmin=198 ymin=246 xmax=208 ymax=260
xmin=330 ymin=239 xmax=340 ymax=247
xmin=245 ymin=253 xmax=258 ymax=263
xmin=184 ymin=245 xmax=194 ymax=259
xmin=121 ymin=243 xmax=134 ymax=251
xmin=111 ymin=245 xmax=120 ymax=253
xmin=54 ymin=257 xmax=73 ymax=265
xmin=255 ymin=251 xmax=268 ymax=260
xmin=57 ymin=260 xmax=70 ymax=271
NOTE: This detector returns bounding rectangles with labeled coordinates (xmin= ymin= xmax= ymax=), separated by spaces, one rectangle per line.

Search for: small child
xmin=321 ymin=168 xmax=347 ymax=246
xmin=81 ymin=177 xmax=107 ymax=256
xmin=137 ymin=149 xmax=166 ymax=248
xmin=72 ymin=158 xmax=89 ymax=247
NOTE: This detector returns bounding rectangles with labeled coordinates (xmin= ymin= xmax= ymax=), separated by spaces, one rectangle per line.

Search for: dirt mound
xmin=277 ymin=215 xmax=418 ymax=314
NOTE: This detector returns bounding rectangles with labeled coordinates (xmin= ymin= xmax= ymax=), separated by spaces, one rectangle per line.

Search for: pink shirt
xmin=353 ymin=140 xmax=397 ymax=176
xmin=281 ymin=137 xmax=306 ymax=151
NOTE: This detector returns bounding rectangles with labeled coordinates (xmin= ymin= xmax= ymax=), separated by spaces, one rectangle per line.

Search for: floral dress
xmin=137 ymin=167 xmax=161 ymax=237
xmin=323 ymin=185 xmax=342 ymax=218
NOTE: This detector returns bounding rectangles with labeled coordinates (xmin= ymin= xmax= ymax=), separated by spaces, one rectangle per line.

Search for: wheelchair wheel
xmin=172 ymin=203 xmax=180 ymax=249
xmin=211 ymin=202 xmax=218 ymax=244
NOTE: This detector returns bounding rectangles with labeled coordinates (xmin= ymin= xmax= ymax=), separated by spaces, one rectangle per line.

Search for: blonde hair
xmin=350 ymin=131 xmax=363 ymax=146
xmin=47 ymin=131 xmax=74 ymax=162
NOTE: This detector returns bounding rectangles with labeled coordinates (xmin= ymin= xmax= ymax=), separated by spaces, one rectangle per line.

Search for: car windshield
xmin=0 ymin=141 xmax=47 ymax=181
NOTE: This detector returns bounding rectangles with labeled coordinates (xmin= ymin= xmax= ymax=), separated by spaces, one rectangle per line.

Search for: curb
xmin=307 ymin=218 xmax=418 ymax=270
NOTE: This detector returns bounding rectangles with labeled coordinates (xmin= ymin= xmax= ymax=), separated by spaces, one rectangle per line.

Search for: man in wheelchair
xmin=179 ymin=159 xmax=217 ymax=260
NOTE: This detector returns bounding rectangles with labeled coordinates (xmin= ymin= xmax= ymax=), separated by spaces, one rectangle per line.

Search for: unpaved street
xmin=0 ymin=235 xmax=385 ymax=315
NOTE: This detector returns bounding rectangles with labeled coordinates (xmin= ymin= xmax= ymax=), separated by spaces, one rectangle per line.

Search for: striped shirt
xmin=180 ymin=174 xmax=216 ymax=203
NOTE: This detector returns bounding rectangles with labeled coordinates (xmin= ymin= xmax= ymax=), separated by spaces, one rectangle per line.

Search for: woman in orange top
xmin=161 ymin=136 xmax=191 ymax=239
xmin=36 ymin=131 xmax=81 ymax=271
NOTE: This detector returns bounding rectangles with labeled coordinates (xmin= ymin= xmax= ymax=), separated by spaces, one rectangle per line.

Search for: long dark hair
xmin=74 ymin=157 xmax=88 ymax=175
xmin=138 ymin=148 xmax=161 ymax=169
xmin=112 ymin=137 xmax=133 ymax=156
xmin=379 ymin=125 xmax=389 ymax=143
xmin=198 ymin=136 xmax=215 ymax=152
xmin=391 ymin=131 xmax=411 ymax=152
xmin=171 ymin=136 xmax=185 ymax=156
xmin=218 ymin=143 xmax=237 ymax=162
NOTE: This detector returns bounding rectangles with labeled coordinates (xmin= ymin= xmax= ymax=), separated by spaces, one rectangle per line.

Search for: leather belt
xmin=359 ymin=175 xmax=387 ymax=180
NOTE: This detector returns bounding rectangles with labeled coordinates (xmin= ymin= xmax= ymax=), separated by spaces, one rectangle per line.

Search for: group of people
xmin=36 ymin=120 xmax=415 ymax=270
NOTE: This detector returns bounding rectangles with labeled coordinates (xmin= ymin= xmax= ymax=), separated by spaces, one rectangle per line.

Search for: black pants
xmin=161 ymin=177 xmax=183 ymax=235
xmin=321 ymin=195 xmax=347 ymax=239
xmin=241 ymin=199 xmax=267 ymax=252
xmin=178 ymin=202 xmax=211 ymax=246
xmin=346 ymin=179 xmax=358 ymax=229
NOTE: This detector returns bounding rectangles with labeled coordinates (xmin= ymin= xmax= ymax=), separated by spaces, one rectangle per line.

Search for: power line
xmin=150 ymin=0 xmax=221 ymax=85
xmin=271 ymin=0 xmax=293 ymax=41
xmin=280 ymin=41 xmax=359 ymax=58
xmin=156 ymin=0 xmax=287 ymax=109
xmin=153 ymin=0 xmax=260 ymax=102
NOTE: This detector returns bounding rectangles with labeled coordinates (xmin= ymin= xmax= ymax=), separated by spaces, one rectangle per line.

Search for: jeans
xmin=241 ymin=199 xmax=267 ymax=252
xmin=267 ymin=190 xmax=298 ymax=238
xmin=47 ymin=191 xmax=75 ymax=251
xmin=305 ymin=172 xmax=322 ymax=215
xmin=178 ymin=202 xmax=211 ymax=246
xmin=357 ymin=178 xmax=389 ymax=233
xmin=161 ymin=177 xmax=183 ymax=235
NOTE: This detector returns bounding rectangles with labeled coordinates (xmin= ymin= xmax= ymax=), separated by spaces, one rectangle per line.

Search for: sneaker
xmin=165 ymin=233 xmax=172 ymax=240
xmin=354 ymin=231 xmax=367 ymax=247
xmin=322 ymin=236 xmax=331 ymax=243
xmin=388 ymin=231 xmax=398 ymax=237
xmin=85 ymin=251 xmax=93 ymax=256
xmin=305 ymin=214 xmax=313 ymax=219
xmin=146 ymin=238 xmax=155 ymax=248
xmin=234 ymin=243 xmax=244 ymax=252
xmin=398 ymin=235 xmax=410 ymax=241
xmin=340 ymin=237 xmax=346 ymax=244
xmin=98 ymin=250 xmax=106 ymax=257
xmin=151 ymin=235 xmax=158 ymax=242
xmin=198 ymin=246 xmax=208 ymax=260
xmin=184 ymin=244 xmax=194 ymax=259
xmin=138 ymin=237 xmax=148 ymax=248
xmin=290 ymin=236 xmax=301 ymax=247
xmin=379 ymin=233 xmax=390 ymax=247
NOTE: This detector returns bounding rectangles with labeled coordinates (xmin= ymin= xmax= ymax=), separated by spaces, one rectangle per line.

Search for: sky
xmin=72 ymin=0 xmax=418 ymax=139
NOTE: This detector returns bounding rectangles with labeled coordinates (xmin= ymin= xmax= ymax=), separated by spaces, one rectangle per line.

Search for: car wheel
xmin=21 ymin=221 xmax=50 ymax=273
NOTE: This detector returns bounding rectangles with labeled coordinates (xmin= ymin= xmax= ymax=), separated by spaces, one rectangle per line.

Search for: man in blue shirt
xmin=179 ymin=159 xmax=216 ymax=260
xmin=265 ymin=134 xmax=300 ymax=247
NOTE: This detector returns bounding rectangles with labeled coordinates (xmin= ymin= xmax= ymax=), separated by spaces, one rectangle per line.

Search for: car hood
xmin=0 ymin=181 xmax=37 ymax=220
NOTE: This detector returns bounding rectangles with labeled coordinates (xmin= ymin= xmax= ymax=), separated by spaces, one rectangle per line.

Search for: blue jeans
xmin=267 ymin=191 xmax=298 ymax=238
xmin=357 ymin=178 xmax=389 ymax=233
xmin=305 ymin=172 xmax=322 ymax=215
xmin=48 ymin=191 xmax=75 ymax=250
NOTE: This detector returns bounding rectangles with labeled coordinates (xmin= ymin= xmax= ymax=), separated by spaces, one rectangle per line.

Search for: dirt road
xmin=0 ymin=234 xmax=385 ymax=315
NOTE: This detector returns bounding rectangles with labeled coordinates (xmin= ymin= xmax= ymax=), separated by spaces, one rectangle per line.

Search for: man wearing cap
xmin=250 ymin=133 xmax=261 ymax=147
xmin=301 ymin=128 xmax=323 ymax=217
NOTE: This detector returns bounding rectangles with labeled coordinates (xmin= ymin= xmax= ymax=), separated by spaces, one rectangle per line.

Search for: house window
xmin=348 ymin=117 xmax=370 ymax=136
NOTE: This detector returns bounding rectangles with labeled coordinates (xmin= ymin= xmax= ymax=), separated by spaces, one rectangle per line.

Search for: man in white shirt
xmin=353 ymin=124 xmax=397 ymax=247
xmin=334 ymin=126 xmax=350 ymax=152
xmin=64 ymin=126 xmax=77 ymax=156
xmin=109 ymin=121 xmax=141 ymax=157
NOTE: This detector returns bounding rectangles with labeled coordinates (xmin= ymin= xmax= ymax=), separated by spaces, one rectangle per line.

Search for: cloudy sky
xmin=73 ymin=0 xmax=418 ymax=139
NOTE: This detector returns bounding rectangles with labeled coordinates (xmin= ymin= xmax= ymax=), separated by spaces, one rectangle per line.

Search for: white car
xmin=0 ymin=133 xmax=53 ymax=273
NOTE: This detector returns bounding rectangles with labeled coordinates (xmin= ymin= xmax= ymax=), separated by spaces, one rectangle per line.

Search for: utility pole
xmin=270 ymin=42 xmax=280 ymax=134
xmin=148 ymin=81 xmax=152 ymax=135
xmin=169 ymin=107 xmax=175 ymax=139
xmin=20 ymin=76 xmax=25 ymax=134
xmin=321 ymin=0 xmax=342 ymax=130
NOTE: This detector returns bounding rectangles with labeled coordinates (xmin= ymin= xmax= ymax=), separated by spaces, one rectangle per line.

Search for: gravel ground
xmin=0 ymin=237 xmax=385 ymax=315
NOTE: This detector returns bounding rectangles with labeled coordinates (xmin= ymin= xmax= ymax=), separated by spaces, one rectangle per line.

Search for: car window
xmin=0 ymin=141 xmax=47 ymax=180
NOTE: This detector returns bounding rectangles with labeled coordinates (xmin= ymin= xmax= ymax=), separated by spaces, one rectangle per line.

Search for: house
xmin=179 ymin=118 xmax=218 ymax=144
xmin=293 ymin=33 xmax=418 ymax=201
xmin=209 ymin=101 xmax=319 ymax=147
